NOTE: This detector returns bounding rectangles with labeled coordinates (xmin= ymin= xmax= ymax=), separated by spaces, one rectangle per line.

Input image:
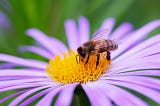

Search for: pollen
xmin=46 ymin=50 xmax=111 ymax=84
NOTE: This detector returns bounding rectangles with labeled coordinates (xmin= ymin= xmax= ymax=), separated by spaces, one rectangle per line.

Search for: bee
xmin=76 ymin=29 xmax=118 ymax=68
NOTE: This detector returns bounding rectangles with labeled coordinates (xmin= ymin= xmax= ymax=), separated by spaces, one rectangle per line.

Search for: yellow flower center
xmin=46 ymin=50 xmax=110 ymax=84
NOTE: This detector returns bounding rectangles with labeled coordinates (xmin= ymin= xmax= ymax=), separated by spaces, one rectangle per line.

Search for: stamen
xmin=46 ymin=50 xmax=110 ymax=84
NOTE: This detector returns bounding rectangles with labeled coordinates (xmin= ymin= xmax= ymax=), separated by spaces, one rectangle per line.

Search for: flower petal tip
xmin=64 ymin=19 xmax=75 ymax=27
xmin=18 ymin=46 xmax=25 ymax=52
xmin=103 ymin=17 xmax=116 ymax=23
xmin=123 ymin=22 xmax=134 ymax=29
xmin=26 ymin=28 xmax=40 ymax=36
xmin=78 ymin=16 xmax=88 ymax=21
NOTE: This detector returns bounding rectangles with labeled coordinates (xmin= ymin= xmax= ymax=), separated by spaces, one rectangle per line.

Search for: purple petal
xmin=109 ymin=60 xmax=160 ymax=74
xmin=35 ymin=86 xmax=64 ymax=106
xmin=104 ymin=80 xmax=160 ymax=103
xmin=112 ymin=70 xmax=160 ymax=76
xmin=0 ymin=76 xmax=35 ymax=81
xmin=55 ymin=83 xmax=78 ymax=106
xmin=65 ymin=19 xmax=79 ymax=50
xmin=49 ymin=37 xmax=68 ymax=53
xmin=0 ymin=11 xmax=10 ymax=29
xmin=108 ymin=35 xmax=160 ymax=74
xmin=0 ymin=78 xmax=50 ymax=88
xmin=0 ymin=84 xmax=42 ymax=93
xmin=0 ymin=90 xmax=27 ymax=104
xmin=0 ymin=80 xmax=54 ymax=89
xmin=20 ymin=88 xmax=53 ymax=106
xmin=101 ymin=76 xmax=160 ymax=90
xmin=82 ymin=82 xmax=112 ymax=106
xmin=19 ymin=46 xmax=54 ymax=59
xmin=115 ymin=54 xmax=160 ymax=67
xmin=78 ymin=16 xmax=90 ymax=45
xmin=100 ymin=18 xmax=115 ymax=38
xmin=112 ymin=53 xmax=160 ymax=70
xmin=0 ymin=69 xmax=47 ymax=77
xmin=8 ymin=85 xmax=53 ymax=106
xmin=96 ymin=81 xmax=149 ymax=106
xmin=0 ymin=63 xmax=17 ymax=69
xmin=112 ymin=20 xmax=160 ymax=59
xmin=110 ymin=22 xmax=133 ymax=40
xmin=113 ymin=34 xmax=160 ymax=63
xmin=26 ymin=29 xmax=65 ymax=56
xmin=0 ymin=54 xmax=47 ymax=69
xmin=120 ymin=43 xmax=160 ymax=63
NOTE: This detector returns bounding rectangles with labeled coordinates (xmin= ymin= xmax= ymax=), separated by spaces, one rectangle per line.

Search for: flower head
xmin=0 ymin=16 xmax=160 ymax=106
xmin=46 ymin=50 xmax=110 ymax=84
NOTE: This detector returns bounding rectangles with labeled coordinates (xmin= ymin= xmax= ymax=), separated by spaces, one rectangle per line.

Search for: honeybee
xmin=77 ymin=29 xmax=118 ymax=68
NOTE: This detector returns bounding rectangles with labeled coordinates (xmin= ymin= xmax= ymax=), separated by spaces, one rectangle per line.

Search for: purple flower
xmin=0 ymin=11 xmax=10 ymax=30
xmin=0 ymin=16 xmax=160 ymax=106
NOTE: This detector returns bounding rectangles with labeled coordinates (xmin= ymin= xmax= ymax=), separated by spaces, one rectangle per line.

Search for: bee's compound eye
xmin=77 ymin=47 xmax=86 ymax=57
xmin=77 ymin=47 xmax=82 ymax=52
xmin=80 ymin=50 xmax=86 ymax=57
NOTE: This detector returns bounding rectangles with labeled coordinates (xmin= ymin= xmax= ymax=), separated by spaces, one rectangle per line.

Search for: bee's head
xmin=77 ymin=47 xmax=86 ymax=58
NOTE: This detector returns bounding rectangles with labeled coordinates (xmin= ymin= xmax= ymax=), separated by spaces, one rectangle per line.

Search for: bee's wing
xmin=91 ymin=29 xmax=109 ymax=41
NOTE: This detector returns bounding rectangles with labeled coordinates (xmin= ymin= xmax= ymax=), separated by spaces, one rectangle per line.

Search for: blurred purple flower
xmin=0 ymin=11 xmax=10 ymax=30
xmin=0 ymin=16 xmax=160 ymax=106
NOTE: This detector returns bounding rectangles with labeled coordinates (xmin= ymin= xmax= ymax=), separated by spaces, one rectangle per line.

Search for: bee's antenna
xmin=75 ymin=55 xmax=80 ymax=64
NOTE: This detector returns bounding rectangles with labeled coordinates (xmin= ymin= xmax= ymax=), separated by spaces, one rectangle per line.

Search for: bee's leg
xmin=85 ymin=55 xmax=90 ymax=65
xmin=96 ymin=53 xmax=100 ymax=69
xmin=75 ymin=55 xmax=79 ymax=63
xmin=106 ymin=51 xmax=111 ymax=60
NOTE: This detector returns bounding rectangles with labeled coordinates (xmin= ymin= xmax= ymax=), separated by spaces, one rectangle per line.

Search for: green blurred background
xmin=0 ymin=0 xmax=160 ymax=57
xmin=0 ymin=0 xmax=160 ymax=105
